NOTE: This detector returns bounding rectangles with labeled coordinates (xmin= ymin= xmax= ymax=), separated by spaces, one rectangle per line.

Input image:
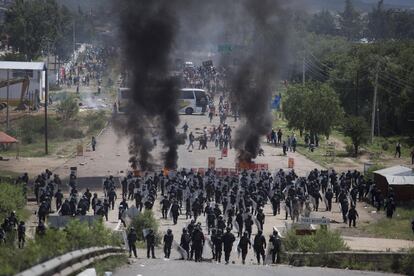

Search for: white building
xmin=0 ymin=61 xmax=45 ymax=106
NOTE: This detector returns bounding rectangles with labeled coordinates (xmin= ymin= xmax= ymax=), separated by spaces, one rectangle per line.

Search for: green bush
xmin=56 ymin=96 xmax=79 ymax=121
xmin=345 ymin=143 xmax=355 ymax=156
xmin=0 ymin=183 xmax=26 ymax=222
xmin=128 ymin=210 xmax=159 ymax=242
xmin=85 ymin=111 xmax=107 ymax=133
xmin=284 ymin=228 xmax=348 ymax=253
xmin=0 ymin=220 xmax=122 ymax=275
xmin=400 ymin=248 xmax=414 ymax=275
xmin=365 ymin=164 xmax=385 ymax=181
xmin=62 ymin=128 xmax=84 ymax=139
xmin=18 ymin=116 xmax=62 ymax=143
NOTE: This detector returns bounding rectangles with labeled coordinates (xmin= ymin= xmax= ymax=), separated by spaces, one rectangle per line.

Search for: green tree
xmin=339 ymin=0 xmax=362 ymax=40
xmin=4 ymin=0 xmax=74 ymax=61
xmin=284 ymin=82 xmax=343 ymax=138
xmin=308 ymin=10 xmax=337 ymax=36
xmin=342 ymin=115 xmax=370 ymax=156
xmin=367 ymin=0 xmax=390 ymax=40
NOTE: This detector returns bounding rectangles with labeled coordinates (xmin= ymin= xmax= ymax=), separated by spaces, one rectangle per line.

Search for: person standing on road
xmin=238 ymin=231 xmax=251 ymax=264
xmin=347 ymin=205 xmax=359 ymax=227
xmin=269 ymin=230 xmax=282 ymax=264
xmin=170 ymin=200 xmax=180 ymax=225
xmin=146 ymin=229 xmax=156 ymax=259
xmin=213 ymin=229 xmax=223 ymax=263
xmin=108 ymin=188 xmax=117 ymax=210
xmin=325 ymin=188 xmax=333 ymax=211
xmin=182 ymin=122 xmax=189 ymax=133
xmin=187 ymin=132 xmax=195 ymax=150
xmin=163 ymin=229 xmax=174 ymax=259
xmin=253 ymin=230 xmax=266 ymax=265
xmin=222 ymin=227 xmax=235 ymax=264
xmin=191 ymin=225 xmax=205 ymax=262
xmin=395 ymin=142 xmax=401 ymax=158
xmin=127 ymin=227 xmax=138 ymax=258
xmin=180 ymin=228 xmax=191 ymax=260
xmin=277 ymin=129 xmax=283 ymax=144
xmin=91 ymin=136 xmax=97 ymax=151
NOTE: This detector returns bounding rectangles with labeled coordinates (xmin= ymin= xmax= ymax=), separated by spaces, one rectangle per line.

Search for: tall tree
xmin=367 ymin=0 xmax=390 ymax=40
xmin=4 ymin=0 xmax=74 ymax=61
xmin=308 ymin=10 xmax=337 ymax=36
xmin=339 ymin=0 xmax=362 ymax=41
xmin=342 ymin=116 xmax=370 ymax=156
xmin=284 ymin=82 xmax=343 ymax=138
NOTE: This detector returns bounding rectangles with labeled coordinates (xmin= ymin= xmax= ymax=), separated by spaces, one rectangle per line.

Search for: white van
xmin=179 ymin=88 xmax=208 ymax=115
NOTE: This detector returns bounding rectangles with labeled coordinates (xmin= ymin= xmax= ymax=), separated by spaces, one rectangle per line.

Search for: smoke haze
xmin=118 ymin=0 xmax=184 ymax=170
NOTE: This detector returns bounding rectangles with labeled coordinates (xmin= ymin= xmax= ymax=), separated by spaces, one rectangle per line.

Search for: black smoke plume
xmin=118 ymin=1 xmax=185 ymax=170
xmin=229 ymin=0 xmax=289 ymax=162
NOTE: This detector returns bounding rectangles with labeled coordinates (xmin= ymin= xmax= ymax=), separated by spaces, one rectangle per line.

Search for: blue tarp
xmin=271 ymin=95 xmax=281 ymax=110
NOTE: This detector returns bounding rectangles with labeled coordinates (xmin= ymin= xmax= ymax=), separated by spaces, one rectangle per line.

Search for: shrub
xmin=129 ymin=210 xmax=159 ymax=242
xmin=345 ymin=143 xmax=355 ymax=156
xmin=18 ymin=116 xmax=62 ymax=142
xmin=381 ymin=142 xmax=389 ymax=151
xmin=62 ymin=128 xmax=84 ymax=139
xmin=365 ymin=164 xmax=385 ymax=181
xmin=284 ymin=228 xmax=348 ymax=253
xmin=0 ymin=183 xmax=26 ymax=222
xmin=56 ymin=96 xmax=79 ymax=121
xmin=400 ymin=248 xmax=414 ymax=275
xmin=85 ymin=111 xmax=107 ymax=133
xmin=0 ymin=219 xmax=121 ymax=275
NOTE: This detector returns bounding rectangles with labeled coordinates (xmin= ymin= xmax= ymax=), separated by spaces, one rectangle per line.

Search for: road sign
xmin=208 ymin=157 xmax=216 ymax=169
xmin=202 ymin=60 xmax=213 ymax=67
xmin=299 ymin=217 xmax=330 ymax=225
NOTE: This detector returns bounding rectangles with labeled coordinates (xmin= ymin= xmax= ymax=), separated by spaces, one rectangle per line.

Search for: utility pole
xmin=44 ymin=65 xmax=48 ymax=155
xmin=73 ymin=21 xmax=76 ymax=54
xmin=302 ymin=56 xmax=306 ymax=85
xmin=371 ymin=62 xmax=379 ymax=144
xmin=6 ymin=69 xmax=9 ymax=129
xmin=355 ymin=70 xmax=359 ymax=116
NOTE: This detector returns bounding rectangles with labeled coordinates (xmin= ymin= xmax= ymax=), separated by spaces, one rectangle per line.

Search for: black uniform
xmin=163 ymin=232 xmax=174 ymax=258
xmin=238 ymin=234 xmax=251 ymax=264
xmin=253 ymin=233 xmax=266 ymax=264
xmin=222 ymin=230 xmax=235 ymax=264
xmin=127 ymin=229 xmax=138 ymax=258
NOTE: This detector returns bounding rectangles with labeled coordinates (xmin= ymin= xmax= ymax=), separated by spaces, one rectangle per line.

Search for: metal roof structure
xmin=374 ymin=165 xmax=414 ymax=185
xmin=0 ymin=61 xmax=46 ymax=71
xmin=0 ymin=131 xmax=17 ymax=143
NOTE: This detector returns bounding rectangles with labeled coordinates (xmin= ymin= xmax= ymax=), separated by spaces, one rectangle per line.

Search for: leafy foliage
xmin=0 ymin=182 xmax=26 ymax=222
xmin=284 ymin=228 xmax=348 ymax=253
xmin=284 ymin=82 xmax=343 ymax=138
xmin=0 ymin=220 xmax=121 ymax=275
xmin=342 ymin=116 xmax=370 ymax=156
xmin=128 ymin=210 xmax=159 ymax=242
xmin=56 ymin=96 xmax=79 ymax=121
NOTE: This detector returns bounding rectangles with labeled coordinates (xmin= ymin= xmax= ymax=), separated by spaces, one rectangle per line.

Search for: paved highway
xmin=114 ymin=259 xmax=394 ymax=276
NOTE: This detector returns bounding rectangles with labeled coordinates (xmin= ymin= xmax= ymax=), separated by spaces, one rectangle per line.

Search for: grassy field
xmin=0 ymin=110 xmax=109 ymax=158
xmin=272 ymin=112 xmax=413 ymax=168
xmin=362 ymin=206 xmax=414 ymax=241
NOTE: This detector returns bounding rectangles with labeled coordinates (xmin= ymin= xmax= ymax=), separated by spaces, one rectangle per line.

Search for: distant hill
xmin=57 ymin=0 xmax=413 ymax=13
xmin=292 ymin=0 xmax=414 ymax=12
